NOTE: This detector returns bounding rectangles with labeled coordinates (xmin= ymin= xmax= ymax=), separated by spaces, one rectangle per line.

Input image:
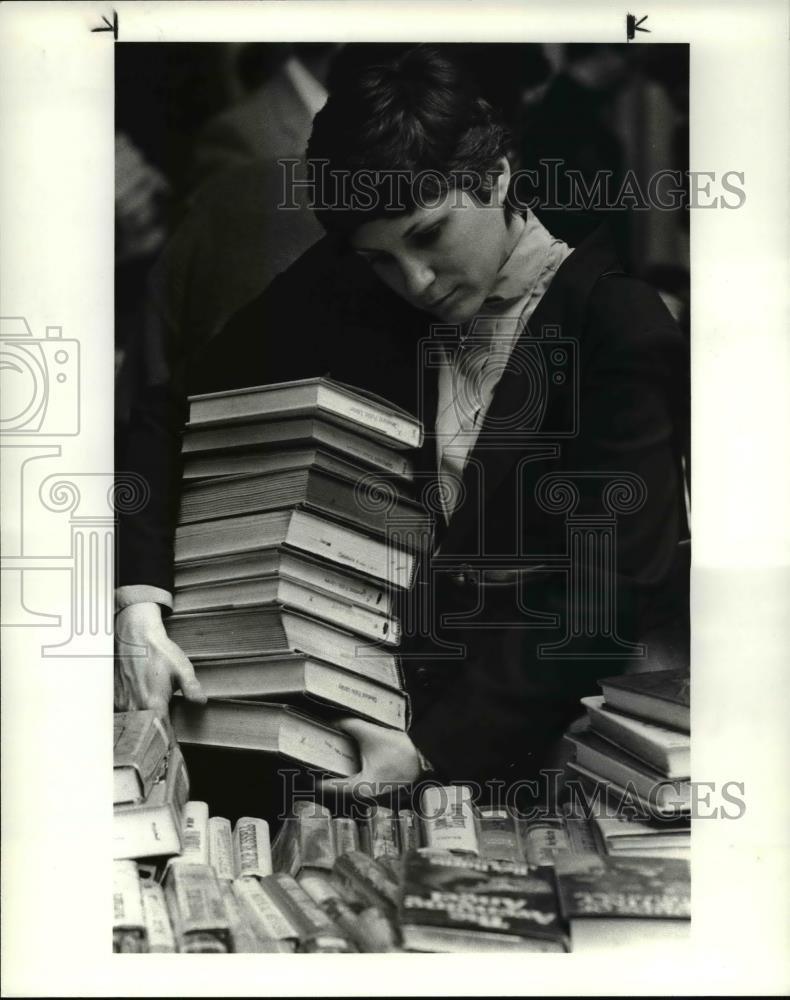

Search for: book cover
xmin=399 ymin=852 xmax=568 ymax=952
xmin=554 ymin=854 xmax=691 ymax=919
xmin=598 ymin=669 xmax=690 ymax=732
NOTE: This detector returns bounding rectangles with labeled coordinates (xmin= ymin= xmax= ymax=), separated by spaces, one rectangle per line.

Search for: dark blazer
xmin=118 ymin=223 xmax=689 ymax=786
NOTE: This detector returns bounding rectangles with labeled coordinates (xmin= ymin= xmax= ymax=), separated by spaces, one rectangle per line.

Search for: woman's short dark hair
xmin=305 ymin=44 xmax=513 ymax=236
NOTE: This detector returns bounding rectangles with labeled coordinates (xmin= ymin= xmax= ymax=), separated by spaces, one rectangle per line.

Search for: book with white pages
xmin=165 ymin=606 xmax=402 ymax=691
xmin=174 ymin=546 xmax=393 ymax=618
xmin=174 ymin=508 xmax=416 ymax=590
xmin=173 ymin=575 xmax=399 ymax=646
xmin=187 ymin=377 xmax=422 ymax=450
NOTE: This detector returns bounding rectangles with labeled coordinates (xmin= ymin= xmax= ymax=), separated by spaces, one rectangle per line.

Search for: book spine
xmin=420 ymin=785 xmax=479 ymax=855
xmin=561 ymin=806 xmax=601 ymax=856
xmin=261 ymin=873 xmax=353 ymax=952
xmin=232 ymin=876 xmax=299 ymax=941
xmin=332 ymin=817 xmax=361 ymax=857
xmin=113 ymin=860 xmax=147 ymax=953
xmin=521 ymin=819 xmax=573 ymax=867
xmin=362 ymin=805 xmax=401 ymax=860
xmin=172 ymin=800 xmax=210 ymax=866
xmin=476 ymin=809 xmax=524 ymax=864
xmin=208 ymin=816 xmax=235 ymax=881
xmin=270 ymin=818 xmax=301 ymax=876
xmin=299 ymin=872 xmax=399 ymax=953
xmin=232 ymin=817 xmax=273 ymax=878
xmin=164 ymin=862 xmax=231 ymax=952
xmin=221 ymin=882 xmax=295 ymax=953
xmin=332 ymin=851 xmax=400 ymax=914
xmin=397 ymin=810 xmax=421 ymax=853
xmin=295 ymin=806 xmax=337 ymax=872
xmin=141 ymin=883 xmax=176 ymax=953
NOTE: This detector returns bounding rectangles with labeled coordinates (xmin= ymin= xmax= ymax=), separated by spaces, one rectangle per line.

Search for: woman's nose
xmin=399 ymin=256 xmax=435 ymax=301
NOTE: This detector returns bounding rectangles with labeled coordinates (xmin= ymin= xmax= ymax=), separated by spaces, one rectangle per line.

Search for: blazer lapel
xmin=436 ymin=225 xmax=623 ymax=556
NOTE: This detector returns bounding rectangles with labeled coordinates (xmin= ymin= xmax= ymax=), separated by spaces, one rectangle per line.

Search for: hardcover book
xmin=187 ymin=376 xmax=423 ymax=450
xmin=398 ymin=852 xmax=568 ymax=953
xmin=553 ymin=854 xmax=690 ymax=952
xmin=174 ymin=546 xmax=394 ymax=618
xmin=174 ymin=508 xmax=417 ymax=590
xmin=182 ymin=444 xmax=415 ymax=488
xmin=182 ymin=416 xmax=415 ymax=480
xmin=113 ymin=710 xmax=170 ymax=806
xmin=581 ymin=695 xmax=690 ymax=777
xmin=565 ymin=728 xmax=691 ymax=813
xmin=170 ymin=699 xmax=361 ymax=777
xmin=113 ymin=745 xmax=190 ymax=861
xmin=173 ymin=573 xmax=400 ymax=645
xmin=598 ymin=670 xmax=690 ymax=732
xmin=165 ymin=606 xmax=402 ymax=691
xmin=178 ymin=466 xmax=432 ymax=551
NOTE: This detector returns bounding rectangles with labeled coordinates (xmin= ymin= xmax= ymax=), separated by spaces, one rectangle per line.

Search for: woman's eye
xmin=412 ymin=224 xmax=442 ymax=247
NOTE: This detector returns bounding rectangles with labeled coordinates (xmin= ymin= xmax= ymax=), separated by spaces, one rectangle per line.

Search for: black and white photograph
xmin=1 ymin=1 xmax=789 ymax=995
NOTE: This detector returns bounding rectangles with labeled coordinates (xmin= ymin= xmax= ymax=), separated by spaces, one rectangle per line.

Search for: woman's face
xmin=349 ymin=160 xmax=516 ymax=324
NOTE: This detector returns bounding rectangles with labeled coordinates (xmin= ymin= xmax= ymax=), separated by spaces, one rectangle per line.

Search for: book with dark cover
xmin=554 ymin=854 xmax=690 ymax=919
xmin=164 ymin=606 xmax=402 ymax=690
xmin=174 ymin=508 xmax=417 ymax=590
xmin=170 ymin=698 xmax=361 ymax=777
xmin=187 ymin=376 xmax=423 ymax=450
xmin=178 ymin=466 xmax=433 ymax=553
xmin=398 ymin=851 xmax=568 ymax=953
xmin=598 ymin=669 xmax=690 ymax=732
xmin=182 ymin=417 xmax=415 ymax=481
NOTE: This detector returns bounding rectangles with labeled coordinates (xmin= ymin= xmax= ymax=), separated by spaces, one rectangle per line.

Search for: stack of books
xmin=165 ymin=377 xmax=432 ymax=775
xmin=113 ymin=710 xmax=190 ymax=861
xmin=564 ymin=669 xmax=691 ymax=860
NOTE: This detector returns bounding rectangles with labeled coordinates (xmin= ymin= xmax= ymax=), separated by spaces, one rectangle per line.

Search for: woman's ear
xmin=494 ymin=156 xmax=512 ymax=205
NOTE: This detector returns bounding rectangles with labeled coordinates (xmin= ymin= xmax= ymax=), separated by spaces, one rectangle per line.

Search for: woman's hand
xmin=316 ymin=716 xmax=423 ymax=798
xmin=114 ymin=602 xmax=207 ymax=718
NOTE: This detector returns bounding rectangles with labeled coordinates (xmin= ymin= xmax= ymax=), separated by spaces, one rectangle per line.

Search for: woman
xmin=116 ymin=45 xmax=689 ymax=804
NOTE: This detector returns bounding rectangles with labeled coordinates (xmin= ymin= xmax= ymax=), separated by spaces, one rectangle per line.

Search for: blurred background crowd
xmin=115 ymin=42 xmax=690 ymax=454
